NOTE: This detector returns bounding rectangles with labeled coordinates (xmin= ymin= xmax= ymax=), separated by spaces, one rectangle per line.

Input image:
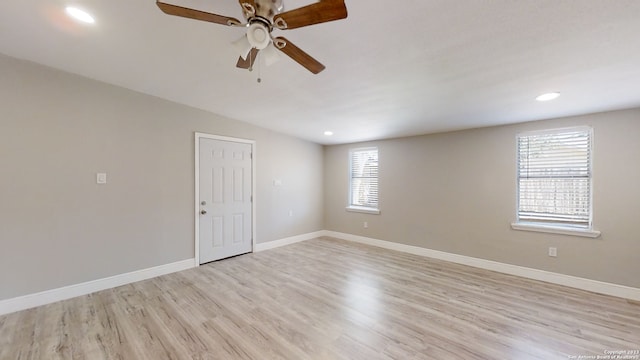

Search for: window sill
xmin=511 ymin=222 xmax=601 ymax=238
xmin=346 ymin=206 xmax=380 ymax=215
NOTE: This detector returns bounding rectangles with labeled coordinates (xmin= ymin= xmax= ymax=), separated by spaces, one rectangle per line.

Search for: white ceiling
xmin=2 ymin=0 xmax=640 ymax=145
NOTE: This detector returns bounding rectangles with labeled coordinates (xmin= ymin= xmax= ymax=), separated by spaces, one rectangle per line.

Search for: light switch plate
xmin=96 ymin=173 xmax=107 ymax=184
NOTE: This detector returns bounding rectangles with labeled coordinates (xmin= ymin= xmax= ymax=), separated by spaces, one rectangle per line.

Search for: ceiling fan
xmin=156 ymin=0 xmax=348 ymax=74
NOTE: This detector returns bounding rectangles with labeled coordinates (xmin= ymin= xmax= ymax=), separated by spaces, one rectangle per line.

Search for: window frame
xmin=511 ymin=126 xmax=600 ymax=238
xmin=346 ymin=147 xmax=380 ymax=215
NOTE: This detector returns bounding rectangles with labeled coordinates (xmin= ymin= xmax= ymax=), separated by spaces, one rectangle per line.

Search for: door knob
xmin=200 ymin=210 xmax=207 ymax=215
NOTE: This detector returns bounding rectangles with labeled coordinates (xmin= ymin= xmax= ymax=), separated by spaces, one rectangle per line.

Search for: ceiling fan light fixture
xmin=232 ymin=35 xmax=252 ymax=60
xmin=247 ymin=23 xmax=270 ymax=50
xmin=262 ymin=42 xmax=281 ymax=66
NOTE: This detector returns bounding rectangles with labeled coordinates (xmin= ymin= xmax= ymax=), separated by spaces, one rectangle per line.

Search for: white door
xmin=198 ymin=138 xmax=252 ymax=263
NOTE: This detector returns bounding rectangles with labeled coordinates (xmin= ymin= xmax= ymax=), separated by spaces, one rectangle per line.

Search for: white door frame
xmin=194 ymin=132 xmax=256 ymax=267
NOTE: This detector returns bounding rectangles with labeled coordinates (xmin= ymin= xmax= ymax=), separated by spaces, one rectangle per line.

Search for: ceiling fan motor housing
xmin=251 ymin=0 xmax=284 ymax=20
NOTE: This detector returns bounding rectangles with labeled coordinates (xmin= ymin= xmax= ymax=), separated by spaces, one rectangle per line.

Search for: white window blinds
xmin=517 ymin=127 xmax=592 ymax=228
xmin=349 ymin=148 xmax=379 ymax=209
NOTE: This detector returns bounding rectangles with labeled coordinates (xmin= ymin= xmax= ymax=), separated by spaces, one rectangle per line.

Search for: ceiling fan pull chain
xmin=257 ymin=51 xmax=262 ymax=83
xmin=249 ymin=47 xmax=254 ymax=71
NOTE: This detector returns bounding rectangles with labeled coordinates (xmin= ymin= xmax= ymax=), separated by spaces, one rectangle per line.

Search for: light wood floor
xmin=1 ymin=237 xmax=639 ymax=359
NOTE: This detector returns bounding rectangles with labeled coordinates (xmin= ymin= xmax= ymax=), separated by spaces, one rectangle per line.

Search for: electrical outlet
xmin=548 ymin=247 xmax=557 ymax=257
xmin=288 ymin=210 xmax=293 ymax=217
xmin=364 ymin=222 xmax=368 ymax=228
xmin=96 ymin=173 xmax=107 ymax=184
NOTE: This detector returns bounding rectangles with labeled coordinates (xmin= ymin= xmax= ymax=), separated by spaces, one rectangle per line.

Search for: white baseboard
xmin=324 ymin=231 xmax=640 ymax=301
xmin=0 ymin=259 xmax=195 ymax=316
xmin=1 ymin=228 xmax=324 ymax=316
xmin=255 ymin=231 xmax=326 ymax=252
xmin=4 ymin=230 xmax=638 ymax=316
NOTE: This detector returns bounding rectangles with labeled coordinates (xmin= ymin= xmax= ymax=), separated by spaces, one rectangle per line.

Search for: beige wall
xmin=0 ymin=54 xmax=323 ymax=300
xmin=325 ymin=108 xmax=640 ymax=288
xmin=2 ymin=51 xmax=638 ymax=302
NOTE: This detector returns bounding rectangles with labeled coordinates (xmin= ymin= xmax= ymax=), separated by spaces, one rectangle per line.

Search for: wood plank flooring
xmin=1 ymin=237 xmax=639 ymax=359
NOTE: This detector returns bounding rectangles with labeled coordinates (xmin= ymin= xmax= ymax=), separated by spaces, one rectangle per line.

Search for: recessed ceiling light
xmin=536 ymin=92 xmax=560 ymax=102
xmin=65 ymin=6 xmax=95 ymax=24
xmin=324 ymin=131 xmax=334 ymax=136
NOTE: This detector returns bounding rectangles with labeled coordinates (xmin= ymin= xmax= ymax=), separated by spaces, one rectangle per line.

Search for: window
xmin=347 ymin=147 xmax=379 ymax=214
xmin=514 ymin=127 xmax=598 ymax=237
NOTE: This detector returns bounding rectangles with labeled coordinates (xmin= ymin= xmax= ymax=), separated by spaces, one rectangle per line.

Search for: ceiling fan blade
xmin=274 ymin=37 xmax=325 ymax=74
xmin=238 ymin=0 xmax=257 ymax=17
xmin=273 ymin=0 xmax=347 ymax=30
xmin=156 ymin=1 xmax=242 ymax=26
xmin=236 ymin=48 xmax=260 ymax=70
